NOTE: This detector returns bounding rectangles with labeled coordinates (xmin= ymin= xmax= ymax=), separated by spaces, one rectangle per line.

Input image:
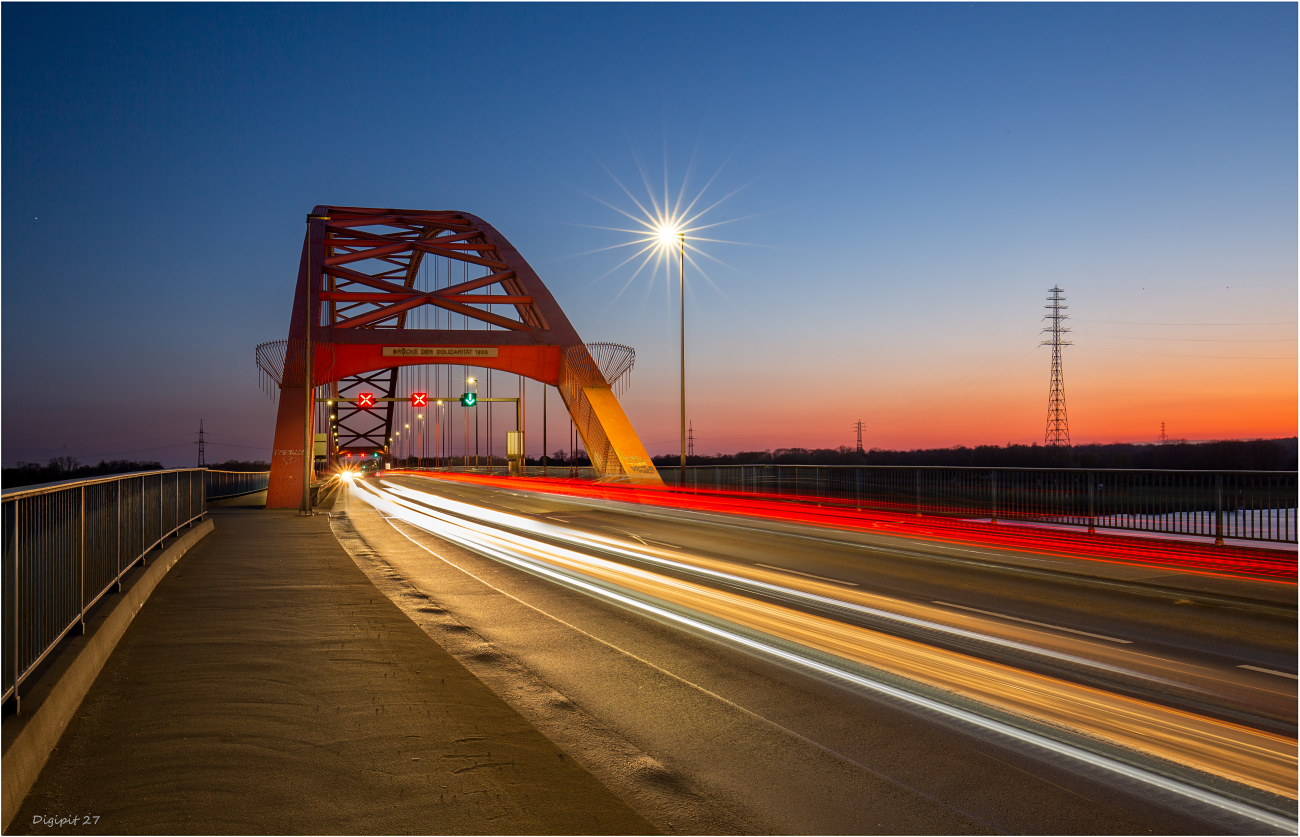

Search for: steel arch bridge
xmin=266 ymin=205 xmax=662 ymax=508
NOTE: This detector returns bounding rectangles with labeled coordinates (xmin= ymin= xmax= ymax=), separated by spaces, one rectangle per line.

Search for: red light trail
xmin=374 ymin=470 xmax=1296 ymax=582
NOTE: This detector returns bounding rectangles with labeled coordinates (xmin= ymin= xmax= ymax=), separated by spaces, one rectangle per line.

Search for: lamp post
xmin=678 ymin=231 xmax=686 ymax=483
xmin=436 ymin=400 xmax=444 ymax=467
xmin=302 ymin=214 xmax=329 ymax=513
xmin=467 ymin=376 xmax=479 ymax=468
xmin=328 ymin=405 xmax=336 ymax=473
xmin=417 ymin=413 xmax=425 ymax=467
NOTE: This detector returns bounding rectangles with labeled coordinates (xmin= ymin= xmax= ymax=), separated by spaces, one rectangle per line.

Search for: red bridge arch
xmin=267 ymin=205 xmax=662 ymax=508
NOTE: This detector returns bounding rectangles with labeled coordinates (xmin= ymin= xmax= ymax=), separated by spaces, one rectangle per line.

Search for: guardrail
xmin=205 ymin=469 xmax=269 ymax=499
xmin=385 ymin=464 xmax=602 ymax=480
xmin=2 ymin=469 xmax=210 ymax=709
xmin=660 ymin=465 xmax=1297 ymax=545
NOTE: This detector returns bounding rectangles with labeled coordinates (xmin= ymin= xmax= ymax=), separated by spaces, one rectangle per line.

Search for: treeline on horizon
xmin=7 ymin=438 xmax=1294 ymax=489
xmin=1 ymin=458 xmax=272 ymax=489
xmin=650 ymin=437 xmax=1298 ymax=471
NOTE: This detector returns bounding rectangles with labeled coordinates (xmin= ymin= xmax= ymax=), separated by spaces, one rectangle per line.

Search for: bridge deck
xmin=9 ymin=500 xmax=652 ymax=835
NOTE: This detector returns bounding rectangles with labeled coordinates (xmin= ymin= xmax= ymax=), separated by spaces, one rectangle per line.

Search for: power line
xmin=1082 ymin=346 xmax=1296 ymax=361
xmin=1086 ymin=335 xmax=1292 ymax=342
xmin=1075 ymin=319 xmax=1295 ymax=326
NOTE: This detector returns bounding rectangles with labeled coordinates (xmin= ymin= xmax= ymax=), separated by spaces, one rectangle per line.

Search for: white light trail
xmin=350 ymin=479 xmax=1298 ymax=830
xmin=374 ymin=481 xmax=1204 ymax=692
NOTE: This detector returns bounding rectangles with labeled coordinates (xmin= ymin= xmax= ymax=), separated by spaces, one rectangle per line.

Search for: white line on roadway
xmin=365 ymin=501 xmax=990 ymax=824
xmin=1238 ymin=665 xmax=1298 ymax=680
xmin=618 ymin=531 xmax=683 ymax=550
xmin=753 ymin=563 xmax=859 ymax=587
xmin=931 ymin=601 xmax=1132 ymax=643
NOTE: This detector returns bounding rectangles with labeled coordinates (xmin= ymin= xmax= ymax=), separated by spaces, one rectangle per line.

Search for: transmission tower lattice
xmin=1041 ymin=286 xmax=1072 ymax=447
xmin=196 ymin=419 xmax=206 ymax=467
xmin=687 ymin=421 xmax=694 ymax=457
xmin=854 ymin=420 xmax=865 ymax=454
xmin=1158 ymin=422 xmax=1168 ymax=445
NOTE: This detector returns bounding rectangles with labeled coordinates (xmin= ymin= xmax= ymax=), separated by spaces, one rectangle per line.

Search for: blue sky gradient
xmin=3 ymin=3 xmax=1295 ymax=465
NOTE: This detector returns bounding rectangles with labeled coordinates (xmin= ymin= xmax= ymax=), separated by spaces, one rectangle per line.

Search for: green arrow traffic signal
xmin=460 ymin=392 xmax=477 ymax=407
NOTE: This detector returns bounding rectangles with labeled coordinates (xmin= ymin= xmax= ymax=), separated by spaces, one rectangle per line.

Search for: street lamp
xmin=303 ymin=212 xmax=330 ymax=514
xmin=655 ymin=224 xmax=687 ymax=482
xmin=435 ymin=400 xmax=443 ymax=467
xmin=470 ymin=377 xmax=483 ymax=467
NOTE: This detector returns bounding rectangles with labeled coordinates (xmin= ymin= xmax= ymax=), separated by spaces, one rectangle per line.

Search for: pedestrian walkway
xmin=8 ymin=503 xmax=654 ymax=835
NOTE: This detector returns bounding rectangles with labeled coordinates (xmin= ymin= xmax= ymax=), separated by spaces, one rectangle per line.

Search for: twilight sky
xmin=3 ymin=2 xmax=1295 ymax=467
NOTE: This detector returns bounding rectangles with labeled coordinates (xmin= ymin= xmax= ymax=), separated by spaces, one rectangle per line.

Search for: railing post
xmin=990 ymin=470 xmax=997 ymax=524
xmin=915 ymin=469 xmax=922 ymax=516
xmin=14 ymin=497 xmax=21 ymax=713
xmin=1215 ymin=474 xmax=1224 ymax=546
xmin=117 ymin=480 xmax=122 ymax=592
xmin=141 ymin=476 xmax=147 ymax=567
xmin=79 ymin=485 xmax=86 ymax=633
xmin=1087 ymin=470 xmax=1095 ymax=534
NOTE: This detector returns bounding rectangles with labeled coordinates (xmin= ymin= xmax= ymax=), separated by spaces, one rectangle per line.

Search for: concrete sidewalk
xmin=7 ymin=504 xmax=654 ymax=835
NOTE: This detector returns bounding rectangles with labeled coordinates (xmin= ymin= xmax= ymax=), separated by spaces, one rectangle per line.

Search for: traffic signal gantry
xmin=320 ymin=391 xmax=521 ymax=468
xmin=321 ymin=393 xmax=499 ymax=408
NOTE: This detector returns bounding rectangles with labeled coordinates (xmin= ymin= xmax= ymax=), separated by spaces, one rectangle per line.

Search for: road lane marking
xmin=1238 ymin=665 xmax=1298 ymax=680
xmin=754 ymin=563 xmax=859 ymax=587
xmin=357 ymin=486 xmax=1298 ymax=826
xmin=931 ymin=602 xmax=1131 ymax=643
xmin=639 ymin=538 xmax=683 ymax=549
xmin=360 ymin=502 xmax=1003 ymax=832
xmin=621 ymin=532 xmax=683 ymax=550
xmin=377 ymin=482 xmax=1298 ymax=698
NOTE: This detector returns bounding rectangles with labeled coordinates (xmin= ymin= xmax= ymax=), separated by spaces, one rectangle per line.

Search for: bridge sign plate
xmin=382 ymin=347 xmax=499 ymax=358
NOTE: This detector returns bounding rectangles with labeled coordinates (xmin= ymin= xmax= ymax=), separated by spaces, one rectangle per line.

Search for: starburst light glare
xmin=654 ymin=221 xmax=683 ymax=247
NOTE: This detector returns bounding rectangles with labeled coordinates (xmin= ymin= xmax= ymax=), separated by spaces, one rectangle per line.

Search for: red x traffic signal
xmin=411 ymin=392 xmax=428 ymax=407
xmin=357 ymin=393 xmax=375 ymax=408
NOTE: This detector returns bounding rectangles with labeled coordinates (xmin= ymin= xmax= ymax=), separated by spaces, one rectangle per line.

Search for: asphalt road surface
xmin=331 ymin=473 xmax=1297 ymax=835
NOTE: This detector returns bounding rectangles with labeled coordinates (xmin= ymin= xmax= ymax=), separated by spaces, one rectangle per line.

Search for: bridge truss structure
xmin=266 ymin=206 xmax=662 ymax=507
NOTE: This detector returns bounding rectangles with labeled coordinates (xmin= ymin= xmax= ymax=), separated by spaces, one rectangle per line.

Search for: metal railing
xmin=659 ymin=465 xmax=1297 ymax=545
xmin=388 ymin=464 xmax=602 ymax=480
xmin=205 ymin=469 xmax=270 ymax=499
xmin=2 ymin=469 xmax=210 ymax=709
